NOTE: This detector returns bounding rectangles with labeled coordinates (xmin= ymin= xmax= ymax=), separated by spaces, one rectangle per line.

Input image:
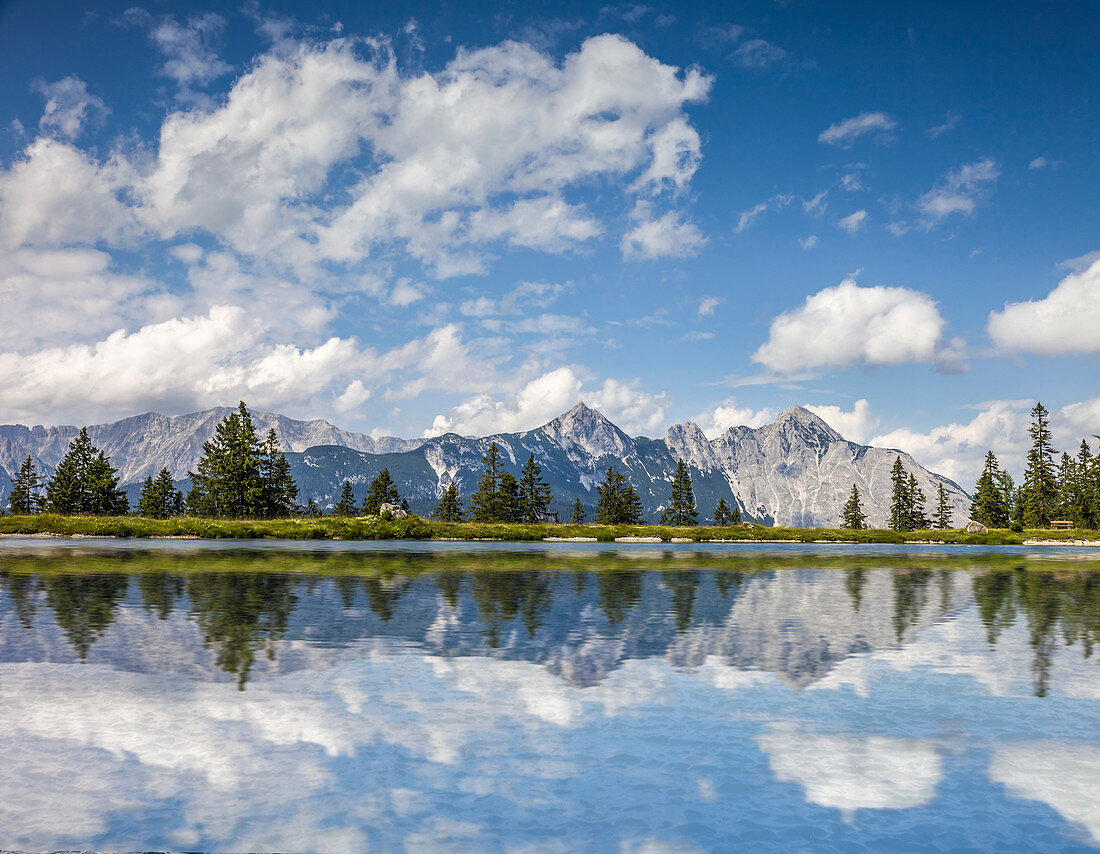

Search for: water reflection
xmin=2 ymin=554 xmax=1099 ymax=695
xmin=3 ymin=544 xmax=1100 ymax=852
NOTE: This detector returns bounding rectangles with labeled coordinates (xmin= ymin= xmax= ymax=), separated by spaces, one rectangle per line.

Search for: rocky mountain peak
xmin=766 ymin=405 xmax=843 ymax=444
xmin=540 ymin=402 xmax=634 ymax=459
xmin=664 ymin=421 xmax=718 ymax=470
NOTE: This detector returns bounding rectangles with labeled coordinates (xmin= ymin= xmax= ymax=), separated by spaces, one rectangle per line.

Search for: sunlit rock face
xmin=0 ymin=401 xmax=968 ymax=526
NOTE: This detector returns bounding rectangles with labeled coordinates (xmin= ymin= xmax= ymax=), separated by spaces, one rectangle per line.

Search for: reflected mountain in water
xmin=2 ymin=549 xmax=1098 ymax=695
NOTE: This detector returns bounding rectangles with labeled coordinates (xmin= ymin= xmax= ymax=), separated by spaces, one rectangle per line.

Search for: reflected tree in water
xmin=187 ymin=574 xmax=297 ymax=689
xmin=362 ymin=576 xmax=409 ymax=623
xmin=137 ymin=573 xmax=185 ymax=620
xmin=597 ymin=570 xmax=643 ymax=625
xmin=43 ymin=574 xmax=130 ymax=660
xmin=844 ymin=569 xmax=867 ymax=613
xmin=472 ymin=572 xmax=555 ymax=647
xmin=892 ymin=569 xmax=932 ymax=642
xmin=1 ymin=572 xmax=39 ymax=629
xmin=665 ymin=571 xmax=700 ymax=635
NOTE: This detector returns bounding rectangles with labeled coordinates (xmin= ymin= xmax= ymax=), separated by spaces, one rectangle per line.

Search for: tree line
xmin=837 ymin=402 xmax=1100 ymax=531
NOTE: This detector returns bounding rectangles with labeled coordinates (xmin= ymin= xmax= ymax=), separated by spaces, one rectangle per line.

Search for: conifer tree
xmin=888 ymin=456 xmax=911 ymax=531
xmin=138 ymin=468 xmax=183 ymax=519
xmin=470 ymin=442 xmax=506 ymax=522
xmin=433 ymin=482 xmax=464 ymax=521
xmin=907 ymin=474 xmax=929 ymax=530
xmin=362 ymin=468 xmax=400 ymax=515
xmin=517 ymin=453 xmax=553 ymax=523
xmin=304 ymin=497 xmax=323 ymax=518
xmin=933 ymin=482 xmax=953 ymax=530
xmin=1078 ymin=439 xmax=1098 ymax=528
xmin=714 ymin=497 xmax=741 ymax=526
xmin=498 ymin=472 xmax=520 ymax=522
xmin=1020 ymin=402 xmax=1058 ymax=527
xmin=971 ymin=451 xmax=1010 ymax=528
xmin=8 ymin=456 xmax=44 ymax=515
xmin=841 ymin=484 xmax=866 ymax=529
xmin=258 ymin=429 xmax=298 ymax=518
xmin=186 ymin=402 xmax=264 ymax=518
xmin=570 ymin=497 xmax=586 ymax=524
xmin=663 ymin=458 xmax=698 ymax=527
xmin=46 ymin=429 xmax=127 ymax=515
xmin=595 ymin=466 xmax=644 ymax=524
xmin=333 ymin=481 xmax=357 ymax=516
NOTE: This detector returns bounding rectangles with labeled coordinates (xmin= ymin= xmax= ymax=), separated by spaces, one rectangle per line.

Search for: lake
xmin=2 ymin=539 xmax=1100 ymax=853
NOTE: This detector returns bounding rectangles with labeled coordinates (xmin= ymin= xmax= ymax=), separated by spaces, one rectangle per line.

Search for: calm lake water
xmin=2 ymin=539 xmax=1100 ymax=853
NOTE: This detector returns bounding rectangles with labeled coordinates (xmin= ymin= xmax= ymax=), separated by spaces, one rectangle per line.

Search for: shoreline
xmin=2 ymin=515 xmax=1099 ymax=546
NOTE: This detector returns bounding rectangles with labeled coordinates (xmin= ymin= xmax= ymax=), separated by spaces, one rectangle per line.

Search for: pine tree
xmin=595 ymin=466 xmax=628 ymax=524
xmin=933 ymin=482 xmax=953 ymax=529
xmin=714 ymin=497 xmax=733 ymax=526
xmin=971 ymin=451 xmax=1010 ymax=528
xmin=258 ymin=429 xmax=298 ymax=518
xmin=888 ymin=456 xmax=911 ymax=531
xmin=517 ymin=453 xmax=553 ymax=523
xmin=663 ymin=458 xmax=698 ymax=527
xmin=498 ymin=472 xmax=520 ymax=522
xmin=570 ymin=497 xmax=586 ymax=524
xmin=333 ymin=481 xmax=357 ymax=516
xmin=470 ymin=442 xmax=506 ymax=522
xmin=138 ymin=468 xmax=183 ymax=518
xmin=622 ymin=483 xmax=644 ymax=525
xmin=45 ymin=429 xmax=127 ymax=515
xmin=362 ymin=468 xmax=400 ymax=515
xmin=1078 ymin=439 xmax=1098 ymax=529
xmin=304 ymin=497 xmax=323 ymax=518
xmin=433 ymin=482 xmax=464 ymax=521
xmin=1020 ymin=402 xmax=1059 ymax=527
xmin=841 ymin=484 xmax=866 ymax=529
xmin=907 ymin=474 xmax=929 ymax=530
xmin=8 ymin=456 xmax=44 ymax=515
xmin=186 ymin=402 xmax=264 ymax=518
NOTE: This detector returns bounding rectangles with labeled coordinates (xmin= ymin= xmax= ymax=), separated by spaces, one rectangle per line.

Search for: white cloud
xmin=753 ymin=278 xmax=953 ymax=374
xmin=697 ymin=295 xmax=723 ymax=317
xmin=683 ymin=331 xmax=713 ymax=341
xmin=987 ymin=256 xmax=1100 ymax=355
xmin=0 ymin=137 xmax=136 ymax=249
xmin=757 ymin=724 xmax=942 ymax=812
xmin=839 ymin=172 xmax=863 ymax=191
xmin=818 ymin=111 xmax=896 ymax=147
xmin=387 ymin=279 xmax=427 ymax=307
xmin=1028 ymin=156 xmax=1048 ymax=170
xmin=32 ymin=75 xmax=108 ymax=139
xmin=837 ymin=209 xmax=868 ymax=233
xmin=926 ymin=112 xmax=960 ymax=139
xmin=802 ymin=191 xmax=827 ymax=215
xmin=799 ymin=235 xmax=819 ymax=249
xmin=804 ymin=399 xmax=879 ymax=443
xmin=731 ymin=39 xmax=787 ymax=69
xmin=123 ymin=9 xmax=233 ymax=94
xmin=695 ymin=398 xmax=775 ymax=438
xmin=425 ymin=370 xmax=669 ymax=437
xmin=918 ymin=158 xmax=999 ymax=222
xmin=621 ymin=206 xmax=706 ymax=260
xmin=733 ymin=202 xmax=768 ymax=233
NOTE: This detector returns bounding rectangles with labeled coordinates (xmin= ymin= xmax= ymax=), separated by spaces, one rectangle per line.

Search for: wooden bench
xmin=1050 ymin=520 xmax=1074 ymax=530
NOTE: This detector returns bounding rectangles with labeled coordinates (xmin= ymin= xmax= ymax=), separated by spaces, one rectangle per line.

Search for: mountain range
xmin=0 ymin=402 xmax=971 ymax=527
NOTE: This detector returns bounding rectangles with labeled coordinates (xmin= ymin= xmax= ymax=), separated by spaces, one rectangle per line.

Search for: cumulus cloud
xmin=837 ymin=209 xmax=868 ymax=233
xmin=818 ymin=111 xmax=896 ymax=147
xmin=621 ymin=205 xmax=706 ymax=260
xmin=32 ymin=76 xmax=108 ymax=139
xmin=122 ymin=9 xmax=232 ymax=96
xmin=799 ymin=235 xmax=819 ymax=249
xmin=918 ymin=158 xmax=999 ymax=223
xmin=804 ymin=399 xmax=879 ymax=443
xmin=870 ymin=396 xmax=1100 ymax=486
xmin=426 ymin=369 xmax=670 ymax=437
xmin=1028 ymin=156 xmax=1048 ymax=170
xmin=695 ymin=398 xmax=775 ymax=438
xmin=752 ymin=279 xmax=954 ymax=374
xmin=987 ymin=256 xmax=1100 ymax=355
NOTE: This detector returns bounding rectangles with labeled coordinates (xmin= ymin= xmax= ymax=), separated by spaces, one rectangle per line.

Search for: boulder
xmin=966 ymin=520 xmax=989 ymax=534
xmin=379 ymin=502 xmax=408 ymax=519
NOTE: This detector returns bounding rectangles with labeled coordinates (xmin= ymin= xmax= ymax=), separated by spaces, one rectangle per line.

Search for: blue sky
xmin=1 ymin=0 xmax=1097 ymax=484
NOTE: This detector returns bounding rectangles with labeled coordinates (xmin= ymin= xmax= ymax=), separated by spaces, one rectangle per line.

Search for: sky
xmin=0 ymin=0 xmax=1097 ymax=486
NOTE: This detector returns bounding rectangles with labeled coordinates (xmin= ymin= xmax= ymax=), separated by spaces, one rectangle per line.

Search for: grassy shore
xmin=2 ymin=513 xmax=1099 ymax=544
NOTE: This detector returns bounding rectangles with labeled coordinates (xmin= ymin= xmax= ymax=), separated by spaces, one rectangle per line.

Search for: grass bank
xmin=2 ymin=514 xmax=1100 ymax=545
